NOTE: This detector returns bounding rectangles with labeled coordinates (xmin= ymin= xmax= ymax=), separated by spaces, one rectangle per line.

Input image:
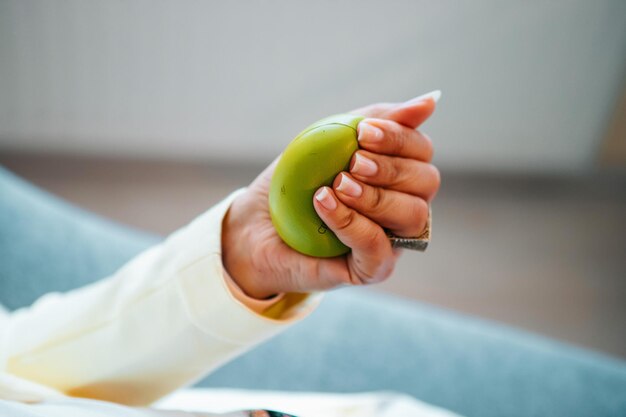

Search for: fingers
xmin=297 ymin=91 xmax=441 ymax=288
xmin=358 ymin=118 xmax=434 ymax=162
xmin=352 ymin=90 xmax=440 ymax=129
xmin=349 ymin=150 xmax=440 ymax=202
xmin=350 ymin=92 xmax=441 ymax=201
xmin=333 ymin=173 xmax=429 ymax=237
xmin=382 ymin=94 xmax=437 ymax=129
xmin=313 ymin=187 xmax=395 ymax=284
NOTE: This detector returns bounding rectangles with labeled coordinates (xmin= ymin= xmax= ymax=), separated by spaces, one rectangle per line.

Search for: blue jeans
xmin=1 ymin=165 xmax=625 ymax=417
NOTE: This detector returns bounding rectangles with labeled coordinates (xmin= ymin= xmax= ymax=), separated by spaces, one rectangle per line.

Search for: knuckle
xmin=411 ymin=199 xmax=429 ymax=235
xmin=368 ymin=231 xmax=387 ymax=251
xmin=370 ymin=119 xmax=405 ymax=155
xmin=388 ymin=158 xmax=403 ymax=187
xmin=421 ymin=133 xmax=435 ymax=161
xmin=347 ymin=237 xmax=395 ymax=285
xmin=393 ymin=198 xmax=428 ymax=237
xmin=369 ymin=186 xmax=386 ymax=213
xmin=388 ymin=123 xmax=405 ymax=154
xmin=427 ymin=164 xmax=441 ymax=193
xmin=335 ymin=209 xmax=357 ymax=232
xmin=358 ymin=226 xmax=388 ymax=255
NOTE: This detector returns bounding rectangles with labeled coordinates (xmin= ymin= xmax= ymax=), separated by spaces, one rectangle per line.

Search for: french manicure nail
xmin=358 ymin=122 xmax=384 ymax=142
xmin=351 ymin=153 xmax=378 ymax=177
xmin=405 ymin=90 xmax=442 ymax=105
xmin=336 ymin=174 xmax=362 ymax=198
xmin=315 ymin=187 xmax=337 ymax=210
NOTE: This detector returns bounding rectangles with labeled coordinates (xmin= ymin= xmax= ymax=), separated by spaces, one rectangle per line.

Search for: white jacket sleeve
xmin=0 ymin=189 xmax=319 ymax=405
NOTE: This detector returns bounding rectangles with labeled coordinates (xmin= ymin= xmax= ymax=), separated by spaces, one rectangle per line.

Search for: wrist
xmin=221 ymin=194 xmax=276 ymax=300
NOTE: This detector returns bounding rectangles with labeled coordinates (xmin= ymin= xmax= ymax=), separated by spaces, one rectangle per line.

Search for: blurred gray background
xmin=1 ymin=1 xmax=625 ymax=358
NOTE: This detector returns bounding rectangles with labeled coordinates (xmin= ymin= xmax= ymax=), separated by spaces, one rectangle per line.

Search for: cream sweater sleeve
xmin=0 ymin=189 xmax=319 ymax=406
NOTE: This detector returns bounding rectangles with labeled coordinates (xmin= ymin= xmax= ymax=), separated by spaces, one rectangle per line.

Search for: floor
xmin=2 ymin=152 xmax=625 ymax=359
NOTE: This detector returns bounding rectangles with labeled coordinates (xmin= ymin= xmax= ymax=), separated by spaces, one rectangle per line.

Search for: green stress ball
xmin=269 ymin=113 xmax=364 ymax=257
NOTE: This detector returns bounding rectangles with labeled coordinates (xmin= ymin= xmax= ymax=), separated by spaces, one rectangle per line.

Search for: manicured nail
xmin=358 ymin=122 xmax=384 ymax=143
xmin=405 ymin=90 xmax=442 ymax=105
xmin=351 ymin=153 xmax=378 ymax=177
xmin=336 ymin=174 xmax=362 ymax=198
xmin=315 ymin=187 xmax=337 ymax=210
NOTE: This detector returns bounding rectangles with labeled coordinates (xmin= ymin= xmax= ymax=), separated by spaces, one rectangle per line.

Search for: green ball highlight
xmin=269 ymin=114 xmax=364 ymax=257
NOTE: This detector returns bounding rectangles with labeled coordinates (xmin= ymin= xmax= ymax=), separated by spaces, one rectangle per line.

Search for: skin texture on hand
xmin=221 ymin=96 xmax=440 ymax=299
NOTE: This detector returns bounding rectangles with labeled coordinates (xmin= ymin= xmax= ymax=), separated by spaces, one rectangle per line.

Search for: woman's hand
xmin=221 ymin=94 xmax=440 ymax=299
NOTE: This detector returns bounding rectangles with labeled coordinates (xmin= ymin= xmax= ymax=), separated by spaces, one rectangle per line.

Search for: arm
xmin=1 ymin=190 xmax=317 ymax=405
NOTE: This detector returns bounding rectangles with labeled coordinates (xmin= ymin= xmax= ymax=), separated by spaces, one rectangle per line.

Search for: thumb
xmin=354 ymin=90 xmax=441 ymax=129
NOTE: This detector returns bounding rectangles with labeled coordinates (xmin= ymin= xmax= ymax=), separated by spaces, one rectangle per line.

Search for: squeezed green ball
xmin=269 ymin=114 xmax=363 ymax=257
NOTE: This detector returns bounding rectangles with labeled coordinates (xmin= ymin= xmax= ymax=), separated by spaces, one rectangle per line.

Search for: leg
xmin=200 ymin=289 xmax=626 ymax=417
xmin=0 ymin=166 xmax=159 ymax=310
xmin=3 ymin=166 xmax=625 ymax=417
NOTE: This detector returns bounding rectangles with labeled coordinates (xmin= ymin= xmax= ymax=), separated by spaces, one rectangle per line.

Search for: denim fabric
xmin=1 ymin=165 xmax=625 ymax=417
xmin=0 ymin=166 xmax=159 ymax=310
xmin=200 ymin=289 xmax=626 ymax=417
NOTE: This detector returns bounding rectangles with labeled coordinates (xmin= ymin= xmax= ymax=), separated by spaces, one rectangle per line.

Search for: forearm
xmin=1 ymin=190 xmax=316 ymax=405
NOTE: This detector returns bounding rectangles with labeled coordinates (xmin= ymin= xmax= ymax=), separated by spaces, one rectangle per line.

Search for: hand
xmin=221 ymin=94 xmax=440 ymax=299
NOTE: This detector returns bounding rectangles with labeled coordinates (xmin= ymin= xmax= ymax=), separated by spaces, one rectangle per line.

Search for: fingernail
xmin=405 ymin=90 xmax=442 ymax=105
xmin=351 ymin=153 xmax=378 ymax=177
xmin=315 ymin=187 xmax=337 ymax=210
xmin=336 ymin=174 xmax=362 ymax=198
xmin=358 ymin=122 xmax=383 ymax=143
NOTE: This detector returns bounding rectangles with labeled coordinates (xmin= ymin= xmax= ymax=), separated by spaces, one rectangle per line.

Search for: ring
xmin=386 ymin=207 xmax=431 ymax=251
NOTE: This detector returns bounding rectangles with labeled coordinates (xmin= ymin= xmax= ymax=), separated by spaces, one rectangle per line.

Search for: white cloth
xmin=157 ymin=388 xmax=463 ymax=417
xmin=0 ymin=388 xmax=462 ymax=417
